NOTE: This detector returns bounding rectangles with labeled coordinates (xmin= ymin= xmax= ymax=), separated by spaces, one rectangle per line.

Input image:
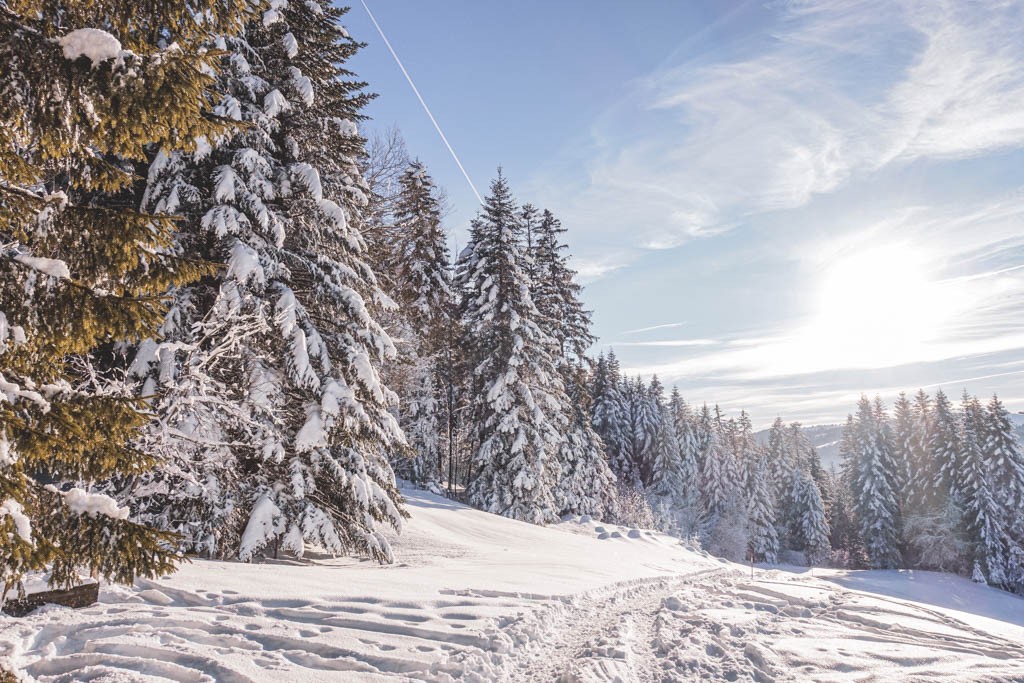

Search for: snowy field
xmin=2 ymin=486 xmax=1023 ymax=682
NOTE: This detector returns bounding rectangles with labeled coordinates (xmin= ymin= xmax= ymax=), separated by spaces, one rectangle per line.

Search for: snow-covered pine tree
xmin=891 ymin=392 xmax=915 ymax=507
xmin=528 ymin=207 xmax=614 ymax=518
xmin=766 ymin=417 xmax=791 ymax=503
xmin=873 ymin=396 xmax=903 ymax=552
xmin=531 ymin=210 xmax=594 ymax=361
xmin=901 ymin=389 xmax=968 ymax=573
xmin=638 ymin=376 xmax=667 ymax=485
xmin=828 ymin=465 xmax=867 ymax=568
xmin=960 ymin=393 xmax=1010 ymax=588
xmin=651 ymin=387 xmax=700 ymax=536
xmin=982 ymin=395 xmax=1024 ymax=529
xmin=746 ymin=450 xmax=779 ymax=564
xmin=618 ymin=376 xmax=648 ymax=488
xmin=591 ymin=352 xmax=629 ymax=482
xmin=931 ymin=389 xmax=963 ymax=504
xmin=791 ymin=468 xmax=831 ymax=566
xmin=556 ymin=362 xmax=617 ymax=519
xmin=699 ymin=404 xmax=747 ymax=559
xmin=734 ymin=411 xmax=756 ymax=494
xmin=808 ymin=447 xmax=832 ymax=520
xmin=844 ymin=397 xmax=901 ymax=569
xmin=648 ymin=388 xmax=687 ymax=499
xmin=387 ymin=161 xmax=454 ymax=487
xmin=135 ymin=2 xmax=406 ymax=562
xmin=765 ymin=418 xmax=793 ymax=547
xmin=459 ymin=172 xmax=565 ymax=524
xmin=983 ymin=396 xmax=1024 ymax=592
xmin=905 ymin=390 xmax=934 ymax=513
xmin=518 ymin=203 xmax=540 ymax=283
xmin=0 ymin=0 xmax=250 ymax=588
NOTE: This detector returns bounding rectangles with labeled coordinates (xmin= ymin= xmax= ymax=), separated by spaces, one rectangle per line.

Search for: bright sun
xmin=799 ymin=244 xmax=949 ymax=368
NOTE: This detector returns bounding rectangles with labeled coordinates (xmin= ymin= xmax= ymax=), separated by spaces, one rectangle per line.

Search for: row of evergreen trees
xmin=589 ymin=357 xmax=832 ymax=566
xmin=374 ymin=165 xmax=615 ymax=525
xmin=839 ymin=391 xmax=1024 ymax=592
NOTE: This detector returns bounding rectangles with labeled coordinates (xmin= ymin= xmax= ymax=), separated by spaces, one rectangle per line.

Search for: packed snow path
xmin=2 ymin=487 xmax=1023 ymax=681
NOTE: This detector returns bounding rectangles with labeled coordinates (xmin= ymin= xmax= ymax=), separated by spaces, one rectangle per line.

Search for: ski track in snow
xmin=3 ymin=487 xmax=1024 ymax=682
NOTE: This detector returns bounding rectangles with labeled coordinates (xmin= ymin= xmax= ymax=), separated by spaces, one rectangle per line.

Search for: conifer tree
xmin=591 ymin=352 xmax=629 ymax=480
xmin=699 ymin=405 xmax=746 ymax=558
xmin=555 ymin=363 xmax=617 ymax=518
xmin=618 ymin=376 xmax=649 ymax=487
xmin=906 ymin=390 xmax=934 ymax=513
xmin=649 ymin=388 xmax=699 ymax=536
xmin=983 ymin=395 xmax=1024 ymax=520
xmin=891 ymin=392 xmax=915 ymax=506
xmin=387 ymin=161 xmax=454 ymax=487
xmin=531 ymin=209 xmax=594 ymax=361
xmin=527 ymin=207 xmax=613 ymax=517
xmin=458 ymin=173 xmax=565 ymax=523
xmin=0 ymin=0 xmax=249 ymax=588
xmin=960 ymin=393 xmax=1010 ymax=587
xmin=828 ymin=467 xmax=867 ymax=568
xmin=791 ymin=468 xmax=831 ymax=566
xmin=766 ymin=417 xmax=791 ymax=502
xmin=844 ymin=397 xmax=901 ymax=568
xmin=931 ymin=389 xmax=963 ymax=503
xmin=518 ymin=203 xmax=540 ymax=283
xmin=135 ymin=2 xmax=406 ymax=562
xmin=746 ymin=451 xmax=779 ymax=564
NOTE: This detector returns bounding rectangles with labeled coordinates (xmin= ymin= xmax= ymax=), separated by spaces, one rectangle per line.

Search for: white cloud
xmin=527 ymin=0 xmax=1024 ymax=277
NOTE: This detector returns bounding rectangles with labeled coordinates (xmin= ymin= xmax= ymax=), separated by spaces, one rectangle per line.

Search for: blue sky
xmin=345 ymin=0 xmax=1024 ymax=426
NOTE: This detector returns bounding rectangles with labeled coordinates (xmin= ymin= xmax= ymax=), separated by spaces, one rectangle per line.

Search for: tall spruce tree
xmin=891 ymin=393 xmax=915 ymax=509
xmin=134 ymin=2 xmax=406 ymax=562
xmin=960 ymin=393 xmax=1010 ymax=587
xmin=591 ymin=352 xmax=629 ymax=481
xmin=649 ymin=388 xmax=699 ymax=536
xmin=766 ymin=417 xmax=791 ymax=502
xmin=528 ymin=208 xmax=613 ymax=517
xmin=791 ymin=468 xmax=831 ymax=566
xmin=458 ymin=173 xmax=565 ymax=523
xmin=845 ymin=397 xmax=901 ymax=569
xmin=0 ymin=0 xmax=250 ymax=588
xmin=746 ymin=451 xmax=779 ymax=564
xmin=699 ymin=405 xmax=746 ymax=559
xmin=387 ymin=161 xmax=454 ymax=486
xmin=618 ymin=376 xmax=649 ymax=488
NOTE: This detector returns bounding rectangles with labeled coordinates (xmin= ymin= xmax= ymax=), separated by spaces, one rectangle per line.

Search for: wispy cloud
xmin=530 ymin=0 xmax=1024 ymax=275
xmin=615 ymin=339 xmax=717 ymax=348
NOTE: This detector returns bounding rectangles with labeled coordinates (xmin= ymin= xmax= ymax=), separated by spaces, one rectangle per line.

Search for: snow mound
xmin=59 ymin=28 xmax=122 ymax=65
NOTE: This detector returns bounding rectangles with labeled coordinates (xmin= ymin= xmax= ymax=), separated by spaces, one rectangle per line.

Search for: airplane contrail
xmin=357 ymin=0 xmax=483 ymax=205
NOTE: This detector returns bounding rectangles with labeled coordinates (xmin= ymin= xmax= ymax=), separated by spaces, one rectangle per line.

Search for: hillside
xmin=2 ymin=484 xmax=1023 ymax=682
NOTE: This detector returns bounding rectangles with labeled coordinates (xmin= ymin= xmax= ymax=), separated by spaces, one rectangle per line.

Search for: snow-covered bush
xmin=610 ymin=483 xmax=655 ymax=529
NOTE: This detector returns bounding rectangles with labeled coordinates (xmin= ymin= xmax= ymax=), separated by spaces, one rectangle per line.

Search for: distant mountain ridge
xmin=755 ymin=413 xmax=1024 ymax=472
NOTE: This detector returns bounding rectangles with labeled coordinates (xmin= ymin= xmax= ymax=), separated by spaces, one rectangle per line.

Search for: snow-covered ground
xmin=2 ymin=486 xmax=1023 ymax=682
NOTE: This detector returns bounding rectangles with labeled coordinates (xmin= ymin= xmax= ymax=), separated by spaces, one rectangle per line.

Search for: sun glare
xmin=798 ymin=244 xmax=951 ymax=368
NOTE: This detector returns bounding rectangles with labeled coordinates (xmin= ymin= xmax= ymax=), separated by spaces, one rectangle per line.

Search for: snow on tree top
xmin=13 ymin=254 xmax=70 ymax=280
xmin=59 ymin=28 xmax=123 ymax=65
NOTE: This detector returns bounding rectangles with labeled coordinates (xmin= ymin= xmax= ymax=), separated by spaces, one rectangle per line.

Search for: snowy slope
xmin=2 ymin=486 xmax=1024 ymax=681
